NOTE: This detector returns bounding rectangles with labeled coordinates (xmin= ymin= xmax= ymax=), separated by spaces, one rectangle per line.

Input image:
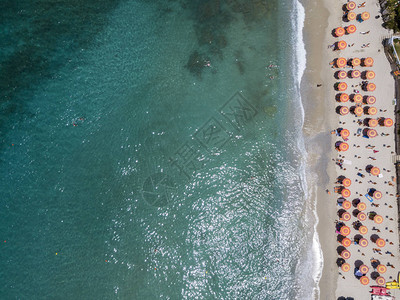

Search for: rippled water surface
xmin=0 ymin=0 xmax=316 ymax=298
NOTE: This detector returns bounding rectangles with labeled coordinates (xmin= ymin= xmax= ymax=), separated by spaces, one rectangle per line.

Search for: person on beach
xmin=371 ymin=259 xmax=380 ymax=268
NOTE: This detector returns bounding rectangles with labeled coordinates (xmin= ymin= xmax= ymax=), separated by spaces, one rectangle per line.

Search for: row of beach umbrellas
xmin=336 ymin=94 xmax=376 ymax=104
xmin=336 ymin=105 xmax=378 ymax=116
xmin=335 ymin=57 xmax=373 ymax=68
xmin=335 ymin=25 xmax=357 ymax=37
xmin=335 ymin=81 xmax=376 ymax=91
xmin=335 ymin=70 xmax=375 ymax=79
xmin=344 ymin=11 xmax=370 ymax=22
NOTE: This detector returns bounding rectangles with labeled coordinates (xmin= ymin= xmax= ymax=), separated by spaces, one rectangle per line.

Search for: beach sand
xmin=302 ymin=0 xmax=400 ymax=299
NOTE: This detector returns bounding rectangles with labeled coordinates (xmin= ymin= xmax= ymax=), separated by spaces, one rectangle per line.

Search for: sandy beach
xmin=302 ymin=0 xmax=400 ymax=299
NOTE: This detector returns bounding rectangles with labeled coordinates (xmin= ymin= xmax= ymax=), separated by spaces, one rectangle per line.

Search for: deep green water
xmin=0 ymin=0 xmax=317 ymax=299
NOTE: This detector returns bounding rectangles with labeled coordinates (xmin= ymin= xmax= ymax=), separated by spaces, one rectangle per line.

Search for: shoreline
xmin=293 ymin=1 xmax=325 ymax=298
xmin=301 ymin=0 xmax=400 ymax=298
xmin=299 ymin=0 xmax=333 ymax=297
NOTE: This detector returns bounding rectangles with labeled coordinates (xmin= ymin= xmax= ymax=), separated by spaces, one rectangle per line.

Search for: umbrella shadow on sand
xmin=354 ymin=260 xmax=364 ymax=268
xmin=336 ymin=257 xmax=346 ymax=267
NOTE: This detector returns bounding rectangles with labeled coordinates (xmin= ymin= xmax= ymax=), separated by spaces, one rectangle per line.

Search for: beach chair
xmin=365 ymin=194 xmax=374 ymax=203
xmin=386 ymin=281 xmax=400 ymax=289
xmin=371 ymin=296 xmax=394 ymax=300
xmin=370 ymin=286 xmax=390 ymax=296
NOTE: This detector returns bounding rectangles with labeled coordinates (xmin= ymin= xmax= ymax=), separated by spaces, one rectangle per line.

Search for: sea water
xmin=0 ymin=0 xmax=319 ymax=298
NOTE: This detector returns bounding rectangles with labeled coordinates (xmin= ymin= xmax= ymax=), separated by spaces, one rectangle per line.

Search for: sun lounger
xmin=365 ymin=194 xmax=374 ymax=202
xmin=370 ymin=285 xmax=390 ymax=296
xmin=371 ymin=296 xmax=394 ymax=300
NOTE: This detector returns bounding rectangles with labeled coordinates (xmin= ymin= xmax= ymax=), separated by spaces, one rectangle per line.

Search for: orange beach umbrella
xmin=347 ymin=11 xmax=356 ymax=21
xmin=373 ymin=190 xmax=382 ymax=200
xmin=357 ymin=212 xmax=367 ymax=221
xmin=366 ymin=71 xmax=375 ymax=80
xmin=351 ymin=58 xmax=361 ymax=67
xmin=340 ymin=129 xmax=350 ymax=139
xmin=377 ymin=264 xmax=387 ymax=274
xmin=337 ymin=82 xmax=347 ymax=91
xmin=337 ymin=41 xmax=347 ymax=50
xmin=336 ymin=57 xmax=347 ymax=68
xmin=376 ymin=277 xmax=386 ymax=286
xmin=341 ymin=263 xmax=351 ymax=272
xmin=366 ymin=83 xmax=376 ymax=91
xmin=376 ymin=238 xmax=386 ymax=247
xmin=361 ymin=12 xmax=370 ymax=21
xmin=351 ymin=70 xmax=361 ymax=78
xmin=347 ymin=1 xmax=356 ymax=10
xmin=357 ymin=202 xmax=366 ymax=211
xmin=342 ymin=200 xmax=351 ymax=210
xmin=341 ymin=212 xmax=351 ymax=222
xmin=341 ymin=188 xmax=351 ymax=197
xmin=342 ymin=237 xmax=352 ymax=246
xmin=335 ymin=27 xmax=345 ymax=37
xmin=363 ymin=57 xmax=374 ymax=67
xmin=339 ymin=142 xmax=349 ymax=152
xmin=368 ymin=119 xmax=378 ymax=127
xmin=384 ymin=118 xmax=394 ymax=127
xmin=367 ymin=129 xmax=377 ymax=138
xmin=354 ymin=106 xmax=364 ymax=116
xmin=360 ymin=276 xmax=369 ymax=285
xmin=346 ymin=25 xmax=357 ymax=34
xmin=337 ymin=70 xmax=347 ymax=79
xmin=342 ymin=177 xmax=351 ymax=187
xmin=339 ymin=106 xmax=350 ymax=116
xmin=374 ymin=215 xmax=384 ymax=224
xmin=341 ymin=249 xmax=351 ymax=259
xmin=370 ymin=167 xmax=380 ymax=176
xmin=339 ymin=93 xmax=349 ymax=102
xmin=359 ymin=225 xmax=368 ymax=234
xmin=340 ymin=226 xmax=351 ymax=236
xmin=353 ymin=94 xmax=363 ymax=103
xmin=359 ymin=265 xmax=369 ymax=274
xmin=367 ymin=107 xmax=377 ymax=115
xmin=366 ymin=96 xmax=376 ymax=105
xmin=359 ymin=238 xmax=368 ymax=247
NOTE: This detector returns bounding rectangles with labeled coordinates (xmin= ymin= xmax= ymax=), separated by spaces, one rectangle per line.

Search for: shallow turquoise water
xmin=0 ymin=0 xmax=315 ymax=298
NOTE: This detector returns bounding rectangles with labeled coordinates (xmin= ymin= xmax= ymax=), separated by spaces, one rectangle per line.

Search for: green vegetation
xmin=394 ymin=39 xmax=400 ymax=57
xmin=383 ymin=0 xmax=400 ymax=32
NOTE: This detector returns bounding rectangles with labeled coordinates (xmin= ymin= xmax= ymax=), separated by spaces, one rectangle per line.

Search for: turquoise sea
xmin=0 ymin=0 xmax=319 ymax=299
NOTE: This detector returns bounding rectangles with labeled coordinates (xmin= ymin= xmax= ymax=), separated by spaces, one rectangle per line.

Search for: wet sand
xmin=300 ymin=0 xmax=337 ymax=298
